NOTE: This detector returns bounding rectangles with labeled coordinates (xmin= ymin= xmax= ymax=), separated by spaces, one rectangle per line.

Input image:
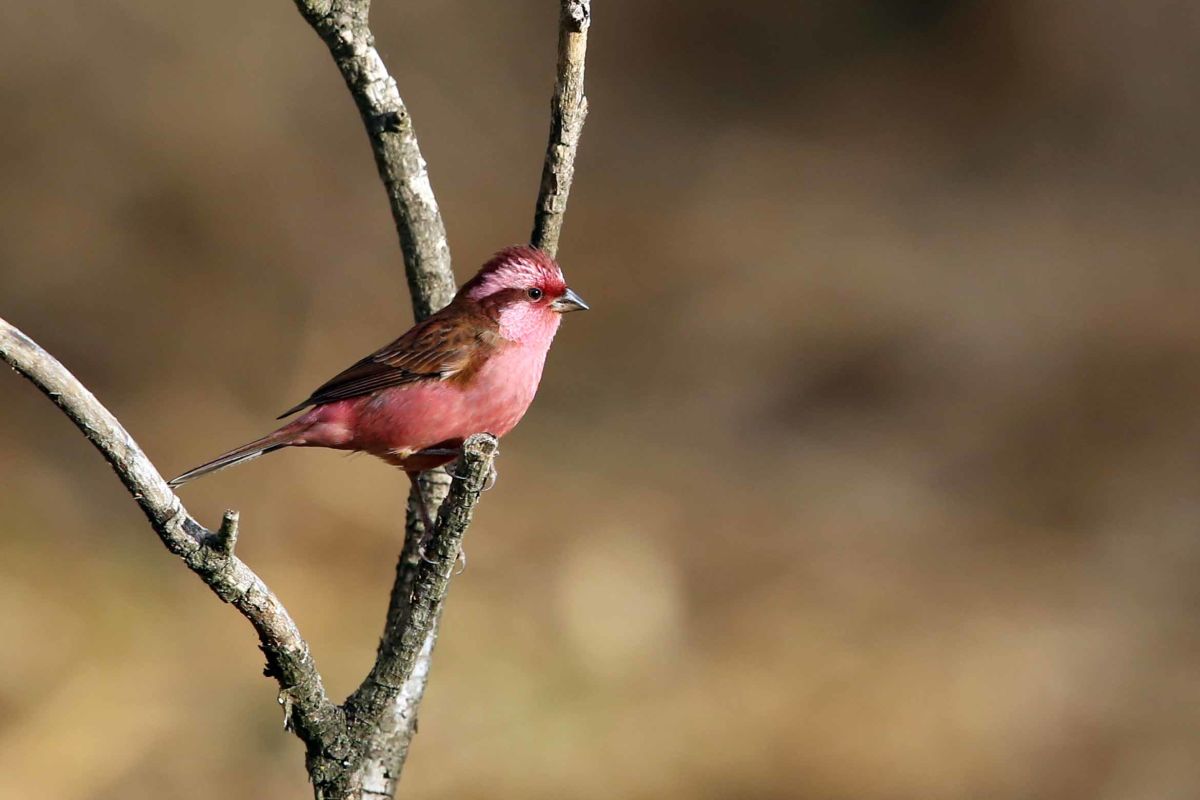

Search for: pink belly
xmin=294 ymin=343 xmax=546 ymax=472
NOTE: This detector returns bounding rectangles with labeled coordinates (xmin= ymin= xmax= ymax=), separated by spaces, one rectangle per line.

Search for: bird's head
xmin=460 ymin=246 xmax=588 ymax=342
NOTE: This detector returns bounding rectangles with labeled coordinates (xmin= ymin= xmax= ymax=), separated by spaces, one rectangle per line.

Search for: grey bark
xmin=532 ymin=0 xmax=591 ymax=258
xmin=291 ymin=0 xmax=456 ymax=320
xmin=1 ymin=0 xmax=589 ymax=797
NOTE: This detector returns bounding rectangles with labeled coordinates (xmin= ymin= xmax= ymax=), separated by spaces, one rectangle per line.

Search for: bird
xmin=168 ymin=245 xmax=588 ymax=526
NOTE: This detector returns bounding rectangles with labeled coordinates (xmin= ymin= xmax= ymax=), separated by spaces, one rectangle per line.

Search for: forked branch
xmin=0 ymin=315 xmax=499 ymax=796
xmin=2 ymin=0 xmax=589 ymax=797
xmin=288 ymin=0 xmax=591 ymax=793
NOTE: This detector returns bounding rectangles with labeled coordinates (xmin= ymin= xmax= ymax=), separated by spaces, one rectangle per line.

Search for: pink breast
xmin=331 ymin=341 xmax=549 ymax=461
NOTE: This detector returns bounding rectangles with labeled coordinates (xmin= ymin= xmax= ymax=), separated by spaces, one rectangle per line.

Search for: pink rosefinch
xmin=169 ymin=246 xmax=587 ymax=512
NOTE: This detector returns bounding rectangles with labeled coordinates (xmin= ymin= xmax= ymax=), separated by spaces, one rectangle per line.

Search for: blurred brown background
xmin=3 ymin=1 xmax=1200 ymax=798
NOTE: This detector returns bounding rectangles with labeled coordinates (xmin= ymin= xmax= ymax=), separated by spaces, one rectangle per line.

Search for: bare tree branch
xmin=0 ymin=316 xmax=347 ymax=775
xmin=532 ymin=0 xmax=592 ymax=258
xmin=346 ymin=438 xmax=498 ymax=797
xmin=347 ymin=469 xmax=450 ymax=791
xmin=291 ymin=0 xmax=456 ymax=319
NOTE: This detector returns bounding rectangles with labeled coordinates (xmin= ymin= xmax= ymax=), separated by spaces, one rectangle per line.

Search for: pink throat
xmin=495 ymin=302 xmax=563 ymax=345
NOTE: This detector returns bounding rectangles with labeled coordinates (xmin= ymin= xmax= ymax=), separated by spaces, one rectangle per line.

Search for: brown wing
xmin=277 ymin=306 xmax=500 ymax=418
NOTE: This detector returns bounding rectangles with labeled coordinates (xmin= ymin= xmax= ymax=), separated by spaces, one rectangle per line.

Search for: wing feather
xmin=277 ymin=305 xmax=498 ymax=418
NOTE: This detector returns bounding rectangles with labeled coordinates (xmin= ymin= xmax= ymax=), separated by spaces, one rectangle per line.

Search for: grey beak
xmin=552 ymin=287 xmax=589 ymax=313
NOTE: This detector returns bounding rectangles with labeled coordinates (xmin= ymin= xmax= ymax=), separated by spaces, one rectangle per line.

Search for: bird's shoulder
xmin=372 ymin=302 xmax=502 ymax=374
xmin=278 ymin=300 xmax=503 ymax=417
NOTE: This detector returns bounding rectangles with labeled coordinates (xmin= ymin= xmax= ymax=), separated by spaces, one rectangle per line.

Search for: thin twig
xmin=216 ymin=509 xmax=240 ymax=554
xmin=532 ymin=0 xmax=591 ymax=258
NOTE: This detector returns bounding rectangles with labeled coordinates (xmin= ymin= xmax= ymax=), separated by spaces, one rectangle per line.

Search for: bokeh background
xmin=3 ymin=1 xmax=1200 ymax=797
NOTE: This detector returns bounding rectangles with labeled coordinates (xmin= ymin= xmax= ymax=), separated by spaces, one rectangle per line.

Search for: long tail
xmin=168 ymin=429 xmax=296 ymax=487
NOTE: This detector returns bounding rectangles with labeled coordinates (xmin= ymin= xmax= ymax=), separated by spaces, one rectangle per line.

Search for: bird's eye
xmin=527 ymin=287 xmax=543 ymax=301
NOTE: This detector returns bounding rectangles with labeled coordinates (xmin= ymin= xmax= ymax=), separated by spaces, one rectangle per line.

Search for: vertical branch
xmin=357 ymin=458 xmax=493 ymax=703
xmin=288 ymin=1 xmax=478 ymax=796
xmin=291 ymin=0 xmax=457 ymax=319
xmin=531 ymin=0 xmax=592 ymax=258
xmin=352 ymin=469 xmax=452 ymax=790
xmin=346 ymin=436 xmax=497 ymax=798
